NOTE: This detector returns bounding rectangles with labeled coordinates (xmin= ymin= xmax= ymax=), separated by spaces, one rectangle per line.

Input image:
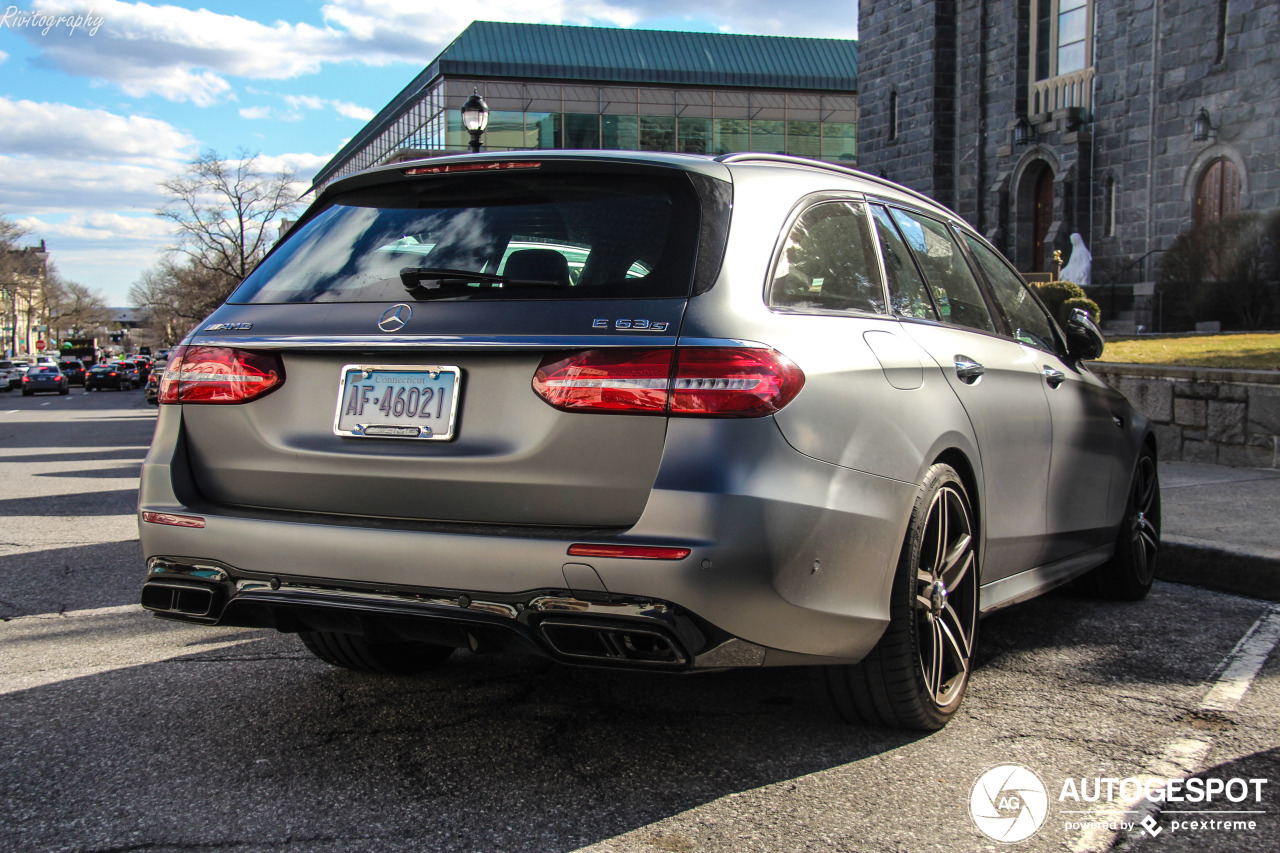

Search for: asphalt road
xmin=1 ymin=388 xmax=1278 ymax=853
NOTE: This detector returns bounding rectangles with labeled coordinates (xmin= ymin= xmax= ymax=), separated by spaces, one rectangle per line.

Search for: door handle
xmin=954 ymin=356 xmax=985 ymax=384
xmin=1042 ymin=365 xmax=1065 ymax=388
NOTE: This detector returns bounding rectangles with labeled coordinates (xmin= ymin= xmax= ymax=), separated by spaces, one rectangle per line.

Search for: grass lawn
xmin=1098 ymin=333 xmax=1280 ymax=370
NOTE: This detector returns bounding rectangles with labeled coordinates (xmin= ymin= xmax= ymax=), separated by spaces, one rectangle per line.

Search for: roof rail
xmin=713 ymin=152 xmax=945 ymax=212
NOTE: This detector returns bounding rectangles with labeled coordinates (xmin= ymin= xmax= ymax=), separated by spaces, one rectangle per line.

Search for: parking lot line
xmin=1072 ymin=602 xmax=1280 ymax=852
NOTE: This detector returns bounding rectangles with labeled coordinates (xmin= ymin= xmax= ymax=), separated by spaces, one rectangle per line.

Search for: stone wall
xmin=1091 ymin=363 xmax=1280 ymax=468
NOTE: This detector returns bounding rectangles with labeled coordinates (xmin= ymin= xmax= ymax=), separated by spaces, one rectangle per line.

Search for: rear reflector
xmin=568 ymin=544 xmax=691 ymax=560
xmin=159 ymin=345 xmax=284 ymax=405
xmin=533 ymin=347 xmax=803 ymax=417
xmin=141 ymin=511 xmax=206 ymax=529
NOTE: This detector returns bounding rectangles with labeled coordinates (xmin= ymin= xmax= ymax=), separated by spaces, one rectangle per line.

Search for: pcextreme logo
xmin=969 ymin=764 xmax=1050 ymax=843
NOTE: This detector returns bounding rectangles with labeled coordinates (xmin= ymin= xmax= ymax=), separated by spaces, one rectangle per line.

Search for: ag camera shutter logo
xmin=969 ymin=764 xmax=1050 ymax=843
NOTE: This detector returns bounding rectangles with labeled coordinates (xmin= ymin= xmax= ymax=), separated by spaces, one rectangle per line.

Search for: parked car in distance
xmin=138 ymin=151 xmax=1157 ymax=731
xmin=144 ymin=369 xmax=161 ymax=405
xmin=22 ymin=364 xmax=69 ymax=396
xmin=0 ymin=360 xmax=24 ymax=391
xmin=85 ymin=363 xmax=133 ymax=391
xmin=59 ymin=359 xmax=87 ymax=386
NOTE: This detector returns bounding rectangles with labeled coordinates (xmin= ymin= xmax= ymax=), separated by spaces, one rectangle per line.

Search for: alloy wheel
xmin=913 ymin=484 xmax=978 ymax=709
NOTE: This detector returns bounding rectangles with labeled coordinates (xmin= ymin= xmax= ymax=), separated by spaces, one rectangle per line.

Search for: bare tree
xmin=44 ymin=270 xmax=112 ymax=339
xmin=157 ymin=149 xmax=301 ymax=283
xmin=130 ymin=258 xmax=238 ymax=344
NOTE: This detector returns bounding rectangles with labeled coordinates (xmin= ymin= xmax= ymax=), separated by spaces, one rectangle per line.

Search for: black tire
xmin=298 ymin=630 xmax=454 ymax=675
xmin=816 ymin=463 xmax=980 ymax=730
xmin=1077 ymin=446 xmax=1160 ymax=601
xmin=21 ymin=389 xmax=31 ymax=397
xmin=59 ymin=386 xmax=68 ymax=395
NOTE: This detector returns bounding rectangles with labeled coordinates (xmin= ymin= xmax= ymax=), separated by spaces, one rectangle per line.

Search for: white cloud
xmin=333 ymin=101 xmax=374 ymax=121
xmin=241 ymin=95 xmax=374 ymax=122
xmin=0 ymin=49 xmax=9 ymax=64
xmin=0 ymin=97 xmax=196 ymax=162
xmin=16 ymin=213 xmax=173 ymax=244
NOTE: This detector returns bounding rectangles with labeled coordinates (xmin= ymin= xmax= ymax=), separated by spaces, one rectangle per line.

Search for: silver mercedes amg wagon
xmin=139 ymin=151 xmax=1159 ymax=730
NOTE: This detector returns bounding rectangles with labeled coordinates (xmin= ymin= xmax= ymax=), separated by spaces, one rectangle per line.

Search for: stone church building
xmin=857 ymin=0 xmax=1279 ymax=330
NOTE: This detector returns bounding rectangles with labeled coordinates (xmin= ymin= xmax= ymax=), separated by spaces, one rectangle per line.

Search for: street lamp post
xmin=461 ymin=89 xmax=489 ymax=153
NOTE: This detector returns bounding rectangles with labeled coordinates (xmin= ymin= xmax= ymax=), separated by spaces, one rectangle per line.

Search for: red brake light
xmin=533 ymin=349 xmax=672 ymax=413
xmin=672 ymin=348 xmax=804 ymax=416
xmin=404 ymin=161 xmax=541 ymax=176
xmin=158 ymin=345 xmax=283 ymax=405
xmin=532 ymin=347 xmax=803 ymax=417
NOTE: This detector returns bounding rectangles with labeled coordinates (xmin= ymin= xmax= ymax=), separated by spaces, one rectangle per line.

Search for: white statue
xmin=1060 ymin=232 xmax=1092 ymax=288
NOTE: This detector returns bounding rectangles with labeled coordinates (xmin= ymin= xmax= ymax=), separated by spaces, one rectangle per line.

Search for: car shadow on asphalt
xmin=0 ymin=626 xmax=924 ymax=852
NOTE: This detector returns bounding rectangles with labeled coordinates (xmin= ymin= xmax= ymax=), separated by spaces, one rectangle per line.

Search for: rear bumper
xmin=139 ymin=409 xmax=917 ymax=666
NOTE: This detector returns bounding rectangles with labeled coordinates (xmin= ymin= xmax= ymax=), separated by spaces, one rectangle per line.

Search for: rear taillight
xmin=158 ymin=345 xmax=284 ymax=405
xmin=533 ymin=347 xmax=803 ymax=417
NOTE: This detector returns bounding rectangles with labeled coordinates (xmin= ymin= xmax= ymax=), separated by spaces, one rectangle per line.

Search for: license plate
xmin=333 ymin=364 xmax=460 ymax=441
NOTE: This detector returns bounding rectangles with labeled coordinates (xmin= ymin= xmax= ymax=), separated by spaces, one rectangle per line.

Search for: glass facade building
xmin=313 ymin=23 xmax=858 ymax=191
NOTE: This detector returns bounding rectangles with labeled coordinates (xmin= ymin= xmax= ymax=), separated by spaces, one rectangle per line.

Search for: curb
xmin=1158 ymin=536 xmax=1280 ymax=602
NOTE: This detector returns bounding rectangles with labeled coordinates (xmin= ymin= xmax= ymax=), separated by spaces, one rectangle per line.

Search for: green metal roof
xmin=313 ymin=22 xmax=857 ymax=189
xmin=434 ymin=21 xmax=858 ymax=90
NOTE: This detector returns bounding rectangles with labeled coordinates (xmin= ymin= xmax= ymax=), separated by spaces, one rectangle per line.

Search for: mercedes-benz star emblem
xmin=377 ymin=303 xmax=412 ymax=332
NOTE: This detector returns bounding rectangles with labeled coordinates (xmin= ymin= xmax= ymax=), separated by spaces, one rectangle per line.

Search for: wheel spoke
xmin=941 ymin=601 xmax=973 ymax=658
xmin=929 ymin=621 xmax=945 ymax=698
xmin=929 ymin=497 xmax=946 ymax=577
xmin=937 ymin=614 xmax=969 ymax=677
xmin=941 ymin=535 xmax=973 ymax=590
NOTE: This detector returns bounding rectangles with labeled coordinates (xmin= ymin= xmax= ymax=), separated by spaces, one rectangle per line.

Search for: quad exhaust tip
xmin=537 ymin=618 xmax=689 ymax=667
xmin=140 ymin=581 xmax=218 ymax=619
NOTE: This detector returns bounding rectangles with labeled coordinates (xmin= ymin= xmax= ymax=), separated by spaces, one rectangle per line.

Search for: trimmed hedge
xmin=1033 ymin=280 xmax=1100 ymax=326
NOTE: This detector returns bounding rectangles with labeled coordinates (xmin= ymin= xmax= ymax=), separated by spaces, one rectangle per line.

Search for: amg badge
xmin=204 ymin=322 xmax=253 ymax=332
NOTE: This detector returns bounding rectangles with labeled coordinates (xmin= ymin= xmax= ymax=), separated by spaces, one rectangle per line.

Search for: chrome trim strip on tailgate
xmin=190 ymin=335 xmax=771 ymax=350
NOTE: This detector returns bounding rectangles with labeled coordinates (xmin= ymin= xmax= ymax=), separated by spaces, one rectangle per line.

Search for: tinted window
xmin=232 ymin=173 xmax=701 ymax=304
xmin=870 ymin=205 xmax=937 ymax=320
xmin=769 ymin=201 xmax=885 ymax=315
xmin=890 ymin=209 xmax=997 ymax=334
xmin=964 ymin=234 xmax=1058 ymax=351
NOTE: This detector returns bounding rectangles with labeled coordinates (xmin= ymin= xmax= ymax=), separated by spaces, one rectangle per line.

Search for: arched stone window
xmin=1195 ymin=158 xmax=1241 ymax=227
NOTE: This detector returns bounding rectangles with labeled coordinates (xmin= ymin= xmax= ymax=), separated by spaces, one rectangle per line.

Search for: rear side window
xmin=963 ymin=235 xmax=1058 ymax=351
xmin=231 ymin=172 xmax=702 ymax=304
xmin=870 ymin=205 xmax=937 ymax=320
xmin=890 ymin=209 xmax=997 ymax=334
xmin=769 ymin=201 xmax=885 ymax=316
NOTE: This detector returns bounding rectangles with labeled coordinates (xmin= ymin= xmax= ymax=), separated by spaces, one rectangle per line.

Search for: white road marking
xmin=1072 ymin=603 xmax=1280 ymax=852
xmin=1202 ymin=606 xmax=1280 ymax=712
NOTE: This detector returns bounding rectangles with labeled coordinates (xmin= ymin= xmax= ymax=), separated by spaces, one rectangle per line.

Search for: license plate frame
xmin=332 ymin=363 xmax=461 ymax=441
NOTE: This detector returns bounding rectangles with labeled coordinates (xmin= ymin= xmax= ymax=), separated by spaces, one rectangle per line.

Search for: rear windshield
xmin=231 ymin=172 xmax=702 ymax=304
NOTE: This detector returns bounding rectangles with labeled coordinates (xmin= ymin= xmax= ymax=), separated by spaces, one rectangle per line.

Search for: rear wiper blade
xmin=399 ymin=267 xmax=568 ymax=292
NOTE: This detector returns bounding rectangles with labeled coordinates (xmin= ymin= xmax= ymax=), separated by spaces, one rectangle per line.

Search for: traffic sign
xmin=35 ymin=339 xmax=46 ymax=351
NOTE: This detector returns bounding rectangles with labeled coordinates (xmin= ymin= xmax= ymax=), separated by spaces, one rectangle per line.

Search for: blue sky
xmin=0 ymin=1 xmax=858 ymax=306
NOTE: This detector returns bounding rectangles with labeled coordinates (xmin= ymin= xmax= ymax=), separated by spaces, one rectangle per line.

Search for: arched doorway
xmin=1014 ymin=158 xmax=1057 ymax=273
xmin=1032 ymin=168 xmax=1055 ymax=271
xmin=1195 ymin=158 xmax=1241 ymax=227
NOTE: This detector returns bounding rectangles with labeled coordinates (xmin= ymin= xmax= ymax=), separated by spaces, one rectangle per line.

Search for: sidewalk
xmin=1158 ymin=461 xmax=1280 ymax=601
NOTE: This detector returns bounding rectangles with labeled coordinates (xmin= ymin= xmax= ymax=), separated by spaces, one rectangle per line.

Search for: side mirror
xmin=1065 ymin=308 xmax=1105 ymax=361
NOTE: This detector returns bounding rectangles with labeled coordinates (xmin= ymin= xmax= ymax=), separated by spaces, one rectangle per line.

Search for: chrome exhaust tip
xmin=537 ymin=618 xmax=690 ymax=667
xmin=140 ymin=581 xmax=219 ymax=620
